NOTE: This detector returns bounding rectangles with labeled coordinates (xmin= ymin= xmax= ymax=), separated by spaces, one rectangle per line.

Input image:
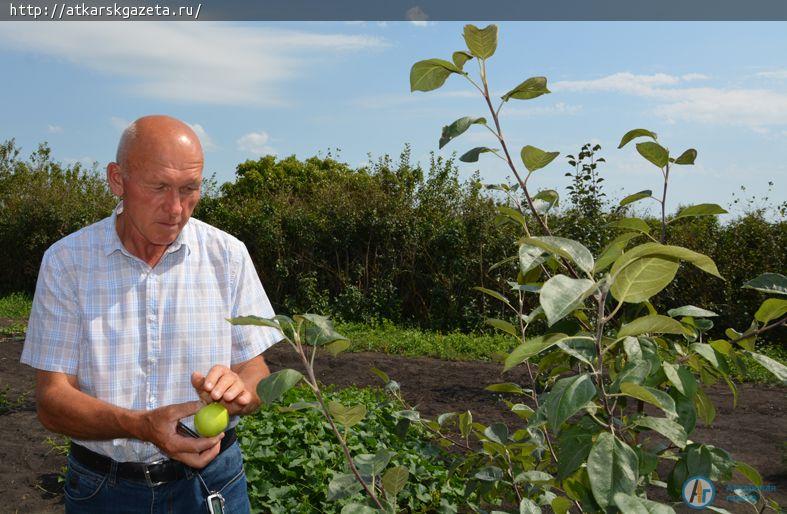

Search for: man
xmin=21 ymin=115 xmax=281 ymax=513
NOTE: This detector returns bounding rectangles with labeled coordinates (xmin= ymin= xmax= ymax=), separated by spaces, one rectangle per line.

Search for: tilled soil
xmin=1 ymin=338 xmax=784 ymax=513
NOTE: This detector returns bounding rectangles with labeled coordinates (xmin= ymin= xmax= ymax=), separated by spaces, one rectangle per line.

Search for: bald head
xmin=116 ymin=115 xmax=203 ymax=174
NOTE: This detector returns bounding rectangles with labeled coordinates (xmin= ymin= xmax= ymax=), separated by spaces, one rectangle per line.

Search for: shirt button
xmin=149 ymin=356 xmax=156 ymax=364
xmin=149 ymin=396 xmax=156 ymax=404
xmin=148 ymin=314 xmax=156 ymax=321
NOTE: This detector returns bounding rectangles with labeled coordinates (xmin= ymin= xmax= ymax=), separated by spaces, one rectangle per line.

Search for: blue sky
xmin=1 ymin=21 xmax=786 ymax=218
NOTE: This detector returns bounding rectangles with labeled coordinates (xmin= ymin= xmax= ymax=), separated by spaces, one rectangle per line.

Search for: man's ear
xmin=106 ymin=162 xmax=125 ymax=197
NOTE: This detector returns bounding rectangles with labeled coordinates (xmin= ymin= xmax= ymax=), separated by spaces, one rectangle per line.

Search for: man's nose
xmin=165 ymin=189 xmax=184 ymax=217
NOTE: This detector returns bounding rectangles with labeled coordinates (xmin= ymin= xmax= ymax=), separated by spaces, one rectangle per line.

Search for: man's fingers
xmin=167 ymin=400 xmax=204 ymax=420
xmin=203 ymin=365 xmax=228 ymax=391
xmin=169 ymin=432 xmax=224 ymax=454
xmin=191 ymin=371 xmax=204 ymax=389
xmin=211 ymin=373 xmax=237 ymax=401
xmin=172 ymin=441 xmax=221 ymax=469
xmin=221 ymin=381 xmax=245 ymax=403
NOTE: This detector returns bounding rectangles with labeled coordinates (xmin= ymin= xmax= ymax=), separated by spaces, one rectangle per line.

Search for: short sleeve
xmin=20 ymin=248 xmax=81 ymax=374
xmin=229 ymin=242 xmax=283 ymax=365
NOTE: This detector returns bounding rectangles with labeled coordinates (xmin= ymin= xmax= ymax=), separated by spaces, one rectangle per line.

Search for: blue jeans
xmin=64 ymin=441 xmax=251 ymax=514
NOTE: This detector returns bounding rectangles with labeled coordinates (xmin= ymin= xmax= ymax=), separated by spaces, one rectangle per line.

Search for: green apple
xmin=194 ymin=402 xmax=229 ymax=437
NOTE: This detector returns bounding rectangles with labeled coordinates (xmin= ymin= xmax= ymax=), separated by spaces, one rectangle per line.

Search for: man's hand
xmin=191 ymin=365 xmax=254 ymax=416
xmin=140 ymin=400 xmax=224 ymax=469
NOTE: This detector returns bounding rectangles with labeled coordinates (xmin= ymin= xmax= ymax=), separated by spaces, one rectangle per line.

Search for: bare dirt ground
xmin=2 ymin=337 xmax=784 ymax=513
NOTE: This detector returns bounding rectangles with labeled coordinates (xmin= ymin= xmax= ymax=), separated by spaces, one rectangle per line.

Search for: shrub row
xmin=1 ymin=139 xmax=783 ymax=339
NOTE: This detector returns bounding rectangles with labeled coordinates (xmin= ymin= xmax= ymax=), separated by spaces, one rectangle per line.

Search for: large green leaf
xmin=667 ymin=305 xmax=718 ymax=318
xmin=594 ymin=233 xmax=640 ymax=272
xmin=742 ymin=272 xmax=787 ymax=296
xmin=636 ymin=141 xmax=669 ymax=168
xmin=504 ymin=333 xmax=568 ymax=371
xmin=618 ymin=128 xmax=657 ymax=148
xmin=619 ymin=382 xmax=677 ymax=418
xmin=485 ymin=318 xmax=518 ymax=337
xmin=473 ymin=286 xmax=512 ymax=307
xmin=327 ymin=473 xmax=363 ymax=500
xmin=613 ymin=217 xmax=652 ymax=234
xmin=619 ymin=190 xmax=653 ymax=207
xmin=610 ymin=255 xmax=680 ymax=303
xmin=612 ymin=242 xmax=723 ymax=280
xmin=671 ymin=389 xmax=697 ymax=435
xmin=354 ymin=449 xmax=393 ymax=476
xmin=521 ymin=145 xmax=560 ymax=173
xmin=439 ymin=116 xmax=487 ymax=149
xmin=671 ymin=203 xmax=727 ymax=222
xmin=533 ymin=189 xmax=560 ymax=214
xmin=328 ymin=401 xmax=367 ymax=428
xmin=539 ymin=275 xmax=596 ymax=326
xmin=543 ymin=373 xmax=596 ymax=431
xmin=296 ymin=314 xmax=348 ymax=346
xmin=634 ymin=416 xmax=688 ymax=448
xmin=613 ymin=493 xmax=676 ymax=514
xmin=463 ymin=24 xmax=498 ymax=59
xmin=519 ymin=498 xmax=542 ymax=514
xmin=257 ymin=369 xmax=304 ymax=404
xmin=410 ymin=58 xmax=462 ymax=92
xmin=557 ymin=418 xmax=598 ymax=480
xmin=691 ymin=343 xmax=726 ymax=370
xmin=519 ymin=243 xmax=546 ymax=273
xmin=587 ymin=432 xmax=639 ymax=510
xmin=618 ymin=314 xmax=687 ymax=338
xmin=610 ymin=360 xmax=652 ymax=392
xmin=382 ymin=465 xmax=409 ymax=498
xmin=340 ymin=504 xmax=378 ymax=514
xmin=746 ymin=351 xmax=787 ymax=384
xmin=662 ymin=362 xmax=698 ymax=398
xmin=460 ymin=146 xmax=496 ymax=162
xmin=521 ymin=236 xmax=594 ymax=275
xmin=502 ymin=76 xmax=550 ymax=101
xmin=754 ymin=297 xmax=787 ymax=324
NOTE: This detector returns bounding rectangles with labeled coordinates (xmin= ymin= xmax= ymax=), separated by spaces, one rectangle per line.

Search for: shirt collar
xmin=104 ymin=201 xmax=192 ymax=258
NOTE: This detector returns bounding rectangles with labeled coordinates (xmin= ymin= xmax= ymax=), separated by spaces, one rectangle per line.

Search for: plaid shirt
xmin=21 ymin=202 xmax=282 ymax=463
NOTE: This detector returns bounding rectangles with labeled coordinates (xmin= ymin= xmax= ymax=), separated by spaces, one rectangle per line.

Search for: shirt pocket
xmin=64 ymin=455 xmax=108 ymax=502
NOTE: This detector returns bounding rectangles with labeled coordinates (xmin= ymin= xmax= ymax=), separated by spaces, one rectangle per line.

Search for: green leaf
xmin=328 ymin=401 xmax=367 ymax=428
xmin=340 ymin=504 xmax=378 ymax=514
xmin=519 ymin=498 xmax=542 ymax=514
xmin=613 ymin=493 xmax=676 ymax=514
xmin=486 ymin=382 xmax=529 ymax=394
xmin=533 ymin=189 xmax=559 ymax=214
xmin=557 ymin=338 xmax=596 ymax=366
xmin=519 ymin=243 xmax=546 ymax=274
xmin=460 ymin=146 xmax=496 ymax=162
xmin=504 ymin=333 xmax=568 ymax=371
xmin=613 ymin=217 xmax=652 ymax=234
xmin=662 ymin=362 xmax=698 ymax=398
xmin=484 ymin=422 xmax=509 ymax=444
xmin=369 ymin=367 xmax=389 ymax=384
xmin=618 ymin=128 xmax=657 ymax=148
xmin=610 ymin=256 xmax=680 ymax=303
xmin=557 ymin=418 xmax=597 ymax=480
xmin=746 ymin=351 xmax=787 ymax=384
xmin=671 ymin=389 xmax=697 ymax=435
xmin=634 ymin=416 xmax=688 ymax=448
xmin=452 ymin=50 xmax=473 ymax=69
xmin=610 ymin=360 xmax=652 ymax=392
xmin=439 ymin=116 xmax=486 ymax=149
xmin=735 ymin=461 xmax=763 ymax=486
xmin=695 ymin=388 xmax=716 ymax=426
xmin=295 ymin=314 xmax=348 ymax=346
xmin=667 ymin=305 xmax=718 ymax=318
xmin=410 ymin=58 xmax=462 ymax=92
xmin=485 ymin=318 xmax=518 ymax=337
xmin=328 ymin=473 xmax=364 ymax=500
xmin=521 ymin=236 xmax=595 ymax=275
xmin=521 ymin=145 xmax=560 ymax=173
xmin=587 ymin=432 xmax=639 ymax=510
xmin=324 ymin=339 xmax=351 ymax=356
xmin=618 ymin=315 xmax=688 ymax=338
xmin=516 ymin=470 xmax=553 ymax=483
xmin=354 ymin=449 xmax=393 ymax=476
xmin=742 ymin=272 xmax=787 ymax=296
xmin=475 ymin=466 xmax=504 ymax=481
xmin=673 ymin=148 xmax=697 ymax=165
xmin=611 ymin=242 xmax=723 ymax=283
xmin=754 ymin=297 xmax=787 ymax=324
xmin=256 ymin=369 xmax=304 ymax=405
xmin=619 ymin=189 xmax=653 ymax=207
xmin=502 ymin=76 xmax=550 ymax=102
xmin=463 ymin=24 xmax=498 ymax=59
xmin=382 ymin=465 xmax=409 ymax=498
xmin=671 ymin=203 xmax=727 ymax=222
xmin=594 ymin=233 xmax=640 ymax=272
xmin=636 ymin=141 xmax=669 ymax=168
xmin=551 ymin=497 xmax=574 ymax=514
xmin=459 ymin=410 xmax=473 ymax=438
xmin=473 ymin=286 xmax=511 ymax=307
xmin=539 ymin=275 xmax=596 ymax=326
xmin=543 ymin=374 xmax=596 ymax=431
xmin=691 ymin=343 xmax=725 ymax=370
xmin=619 ymin=383 xmax=677 ymax=418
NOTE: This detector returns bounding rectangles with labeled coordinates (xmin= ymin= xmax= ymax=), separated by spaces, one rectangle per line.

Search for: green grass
xmin=0 ymin=292 xmax=32 ymax=319
xmin=335 ymin=320 xmax=515 ymax=362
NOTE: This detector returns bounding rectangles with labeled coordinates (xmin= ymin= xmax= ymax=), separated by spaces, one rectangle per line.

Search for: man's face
xmin=117 ymin=139 xmax=203 ymax=247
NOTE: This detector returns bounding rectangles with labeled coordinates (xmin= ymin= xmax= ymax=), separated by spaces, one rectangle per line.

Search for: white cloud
xmin=556 ymin=72 xmax=787 ymax=129
xmin=47 ymin=124 xmax=63 ymax=133
xmin=236 ymin=131 xmax=276 ymax=156
xmin=0 ymin=22 xmax=387 ymax=107
xmin=110 ymin=116 xmax=130 ymax=132
xmin=506 ymin=102 xmax=583 ymax=117
xmin=681 ymin=73 xmax=709 ymax=81
xmin=756 ymin=70 xmax=787 ymax=80
xmin=188 ymin=123 xmax=216 ymax=152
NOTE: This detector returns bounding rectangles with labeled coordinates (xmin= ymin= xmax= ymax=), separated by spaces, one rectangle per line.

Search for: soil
xmin=1 ymin=336 xmax=784 ymax=513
